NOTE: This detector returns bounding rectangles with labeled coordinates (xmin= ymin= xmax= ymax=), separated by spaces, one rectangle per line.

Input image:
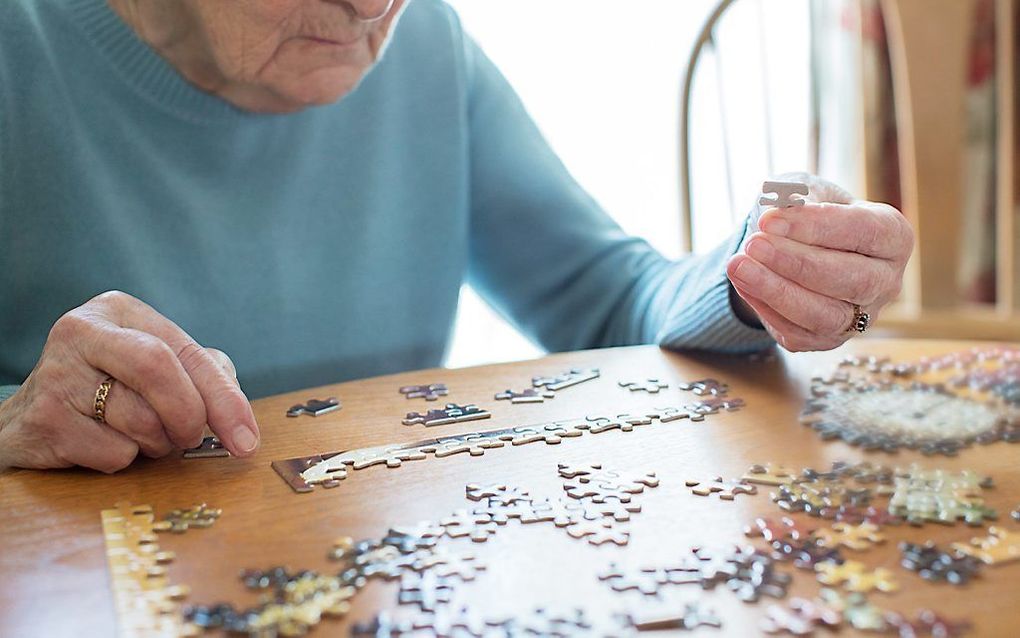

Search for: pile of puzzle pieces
xmin=732 ymin=459 xmax=1018 ymax=635
xmin=177 ymin=462 xmax=663 ymax=636
xmin=801 ymin=352 xmax=1020 ymax=455
xmin=598 ymin=544 xmax=792 ymax=602
xmin=125 ymin=349 xmax=1020 ymax=637
xmin=888 ymin=465 xmax=997 ymax=526
xmin=100 ymin=503 xmax=194 ymax=637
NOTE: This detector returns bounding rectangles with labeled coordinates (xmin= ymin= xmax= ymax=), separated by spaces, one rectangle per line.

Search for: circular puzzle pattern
xmin=801 ymin=349 xmax=1020 ymax=455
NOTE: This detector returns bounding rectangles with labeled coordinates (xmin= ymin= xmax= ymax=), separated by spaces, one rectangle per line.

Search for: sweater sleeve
xmin=0 ymin=385 xmax=18 ymax=403
xmin=462 ymin=36 xmax=773 ymax=354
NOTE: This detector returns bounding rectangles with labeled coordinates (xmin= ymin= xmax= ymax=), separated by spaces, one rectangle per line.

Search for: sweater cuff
xmin=657 ymin=220 xmax=774 ymax=354
xmin=0 ymin=385 xmax=19 ymax=403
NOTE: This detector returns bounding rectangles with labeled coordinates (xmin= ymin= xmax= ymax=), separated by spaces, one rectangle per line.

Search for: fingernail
xmin=762 ymin=217 xmax=790 ymax=237
xmin=745 ymin=237 xmax=774 ymax=262
xmin=232 ymin=425 xmax=258 ymax=454
xmin=731 ymin=258 xmax=765 ymax=285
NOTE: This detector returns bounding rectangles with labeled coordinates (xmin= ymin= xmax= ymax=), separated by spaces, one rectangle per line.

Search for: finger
xmin=730 ymin=285 xmax=846 ymax=352
xmin=100 ymin=379 xmax=177 ymax=458
xmin=205 ymin=348 xmax=238 ymax=381
xmin=727 ymin=254 xmax=855 ymax=337
xmin=743 ymin=232 xmax=900 ymax=306
xmin=758 ymin=201 xmax=911 ymax=259
xmin=69 ymin=320 xmax=208 ymax=450
xmin=56 ymin=414 xmax=141 ymax=474
xmin=65 ymin=371 xmax=177 ymax=457
xmin=770 ymin=171 xmax=854 ymax=204
xmin=92 ymin=293 xmax=259 ymax=456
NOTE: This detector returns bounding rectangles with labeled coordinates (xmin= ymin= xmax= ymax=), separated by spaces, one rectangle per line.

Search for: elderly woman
xmin=0 ymin=0 xmax=912 ymax=473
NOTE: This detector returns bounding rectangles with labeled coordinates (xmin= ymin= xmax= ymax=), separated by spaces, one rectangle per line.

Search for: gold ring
xmin=848 ymin=304 xmax=871 ymax=334
xmin=94 ymin=376 xmax=114 ymax=423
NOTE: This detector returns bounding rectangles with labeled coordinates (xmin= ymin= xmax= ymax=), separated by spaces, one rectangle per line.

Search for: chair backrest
xmin=877 ymin=0 xmax=1020 ymax=339
xmin=678 ymin=0 xmax=819 ymax=254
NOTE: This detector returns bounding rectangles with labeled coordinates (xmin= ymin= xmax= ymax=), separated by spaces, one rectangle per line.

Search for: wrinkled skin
xmin=107 ymin=0 xmax=408 ymax=112
xmin=0 ymin=292 xmax=258 ymax=473
xmin=728 ymin=173 xmax=914 ymax=352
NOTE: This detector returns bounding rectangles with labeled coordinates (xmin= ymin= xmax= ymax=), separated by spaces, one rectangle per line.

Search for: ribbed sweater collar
xmin=68 ymin=0 xmax=247 ymax=123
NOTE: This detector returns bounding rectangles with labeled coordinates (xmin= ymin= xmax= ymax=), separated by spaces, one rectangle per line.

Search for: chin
xmin=278 ymin=65 xmax=371 ymax=109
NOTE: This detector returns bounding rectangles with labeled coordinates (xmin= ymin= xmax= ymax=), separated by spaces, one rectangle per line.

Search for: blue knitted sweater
xmin=0 ymin=0 xmax=770 ymax=399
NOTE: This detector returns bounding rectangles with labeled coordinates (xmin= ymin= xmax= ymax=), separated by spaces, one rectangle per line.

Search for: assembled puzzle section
xmin=273 ymin=402 xmax=746 ymax=494
xmin=802 ymin=351 xmax=1020 ymax=455
xmin=402 ymin=403 xmax=491 ymax=428
xmin=101 ymin=502 xmax=194 ymax=638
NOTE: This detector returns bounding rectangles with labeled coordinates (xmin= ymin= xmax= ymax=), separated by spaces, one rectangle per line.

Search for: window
xmin=445 ymin=0 xmax=814 ymax=368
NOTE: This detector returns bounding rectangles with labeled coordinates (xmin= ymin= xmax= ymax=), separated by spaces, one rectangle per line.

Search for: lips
xmin=302 ymin=32 xmax=366 ymax=47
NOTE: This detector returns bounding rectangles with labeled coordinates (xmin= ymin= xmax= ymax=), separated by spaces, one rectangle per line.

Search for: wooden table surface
xmin=2 ymin=339 xmax=1018 ymax=637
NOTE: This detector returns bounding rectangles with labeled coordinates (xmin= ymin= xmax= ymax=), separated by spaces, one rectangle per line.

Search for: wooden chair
xmin=678 ymin=0 xmax=819 ymax=254
xmin=876 ymin=0 xmax=1020 ymax=339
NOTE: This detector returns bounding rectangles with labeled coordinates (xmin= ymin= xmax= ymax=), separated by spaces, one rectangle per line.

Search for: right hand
xmin=0 ymin=291 xmax=259 ymax=473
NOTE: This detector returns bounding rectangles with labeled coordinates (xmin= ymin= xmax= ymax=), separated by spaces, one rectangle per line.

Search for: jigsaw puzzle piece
xmin=500 ymin=423 xmax=584 ymax=446
xmin=678 ymin=378 xmax=730 ymax=396
xmin=399 ymin=384 xmax=449 ymax=401
xmin=286 ymin=397 xmax=341 ymax=417
xmin=686 ymin=476 xmax=757 ymax=500
xmin=951 ymin=526 xmax=1020 ymax=565
xmin=760 ymin=180 xmax=809 ymax=208
xmin=494 ymin=388 xmax=555 ymax=403
xmin=420 ymin=433 xmax=505 ymax=458
xmin=531 ymin=367 xmax=600 ymax=391
xmin=618 ymin=378 xmax=669 ymax=393
xmin=813 ymin=522 xmax=885 ymax=552
xmin=402 ymin=402 xmax=491 ymax=427
xmin=182 ymin=436 xmax=230 ymax=459
xmin=743 ymin=463 xmax=800 ymax=486
xmin=815 ymin=560 xmax=898 ymax=593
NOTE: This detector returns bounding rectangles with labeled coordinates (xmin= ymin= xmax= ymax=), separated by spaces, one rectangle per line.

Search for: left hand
xmin=726 ymin=175 xmax=914 ymax=352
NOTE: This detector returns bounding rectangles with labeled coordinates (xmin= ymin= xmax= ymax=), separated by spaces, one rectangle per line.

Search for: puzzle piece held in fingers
xmin=182 ymin=436 xmax=230 ymax=459
xmin=760 ymin=180 xmax=809 ymax=208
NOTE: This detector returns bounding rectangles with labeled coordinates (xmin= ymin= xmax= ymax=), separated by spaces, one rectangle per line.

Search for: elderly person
xmin=0 ymin=0 xmax=913 ymax=473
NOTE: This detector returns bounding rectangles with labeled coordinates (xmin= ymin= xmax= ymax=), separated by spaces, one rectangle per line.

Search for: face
xmin=175 ymin=0 xmax=408 ymax=111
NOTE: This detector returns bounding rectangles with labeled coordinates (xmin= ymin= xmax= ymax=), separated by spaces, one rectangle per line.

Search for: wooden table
xmin=2 ymin=339 xmax=1018 ymax=637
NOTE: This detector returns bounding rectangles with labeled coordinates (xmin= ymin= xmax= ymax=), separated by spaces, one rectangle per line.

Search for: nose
xmin=343 ymin=0 xmax=395 ymax=23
